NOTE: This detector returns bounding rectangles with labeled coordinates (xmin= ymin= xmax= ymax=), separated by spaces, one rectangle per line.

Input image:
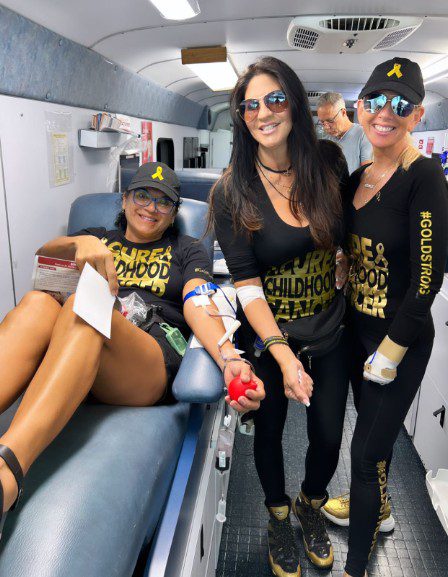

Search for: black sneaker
xmin=267 ymin=503 xmax=301 ymax=577
xmin=292 ymin=492 xmax=333 ymax=569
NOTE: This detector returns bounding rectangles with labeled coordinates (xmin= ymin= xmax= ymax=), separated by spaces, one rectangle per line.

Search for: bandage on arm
xmin=363 ymin=336 xmax=408 ymax=385
xmin=236 ymin=284 xmax=266 ymax=310
xmin=234 ymin=279 xmax=296 ymax=370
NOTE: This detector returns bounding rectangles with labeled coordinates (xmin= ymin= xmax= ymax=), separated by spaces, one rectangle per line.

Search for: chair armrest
xmin=172 ymin=338 xmax=223 ymax=403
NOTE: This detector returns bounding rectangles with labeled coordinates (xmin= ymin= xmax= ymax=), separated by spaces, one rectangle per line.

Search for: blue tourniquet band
xmin=183 ymin=282 xmax=218 ymax=304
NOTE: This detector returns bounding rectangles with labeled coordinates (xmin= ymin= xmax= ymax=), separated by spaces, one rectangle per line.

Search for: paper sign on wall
xmin=45 ymin=111 xmax=74 ymax=187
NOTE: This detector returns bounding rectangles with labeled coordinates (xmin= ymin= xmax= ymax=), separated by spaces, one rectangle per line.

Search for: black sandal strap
xmin=0 ymin=444 xmax=24 ymax=509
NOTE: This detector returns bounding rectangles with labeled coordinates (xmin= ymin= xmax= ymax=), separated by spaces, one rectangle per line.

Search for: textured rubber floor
xmin=217 ymin=393 xmax=448 ymax=577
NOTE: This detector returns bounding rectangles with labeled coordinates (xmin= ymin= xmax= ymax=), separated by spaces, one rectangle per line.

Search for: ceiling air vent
xmin=307 ymin=91 xmax=324 ymax=98
xmin=373 ymin=27 xmax=417 ymax=50
xmin=318 ymin=17 xmax=399 ymax=31
xmin=287 ymin=15 xmax=423 ymax=53
xmin=291 ymin=27 xmax=319 ymax=50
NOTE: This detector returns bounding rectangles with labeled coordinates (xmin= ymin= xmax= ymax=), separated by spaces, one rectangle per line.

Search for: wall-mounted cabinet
xmin=78 ymin=129 xmax=133 ymax=149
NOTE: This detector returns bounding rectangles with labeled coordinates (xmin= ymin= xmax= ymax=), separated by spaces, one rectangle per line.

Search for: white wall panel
xmin=0 ymin=143 xmax=15 ymax=320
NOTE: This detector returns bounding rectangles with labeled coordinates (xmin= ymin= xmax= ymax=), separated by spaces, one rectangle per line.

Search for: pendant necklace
xmin=257 ymin=156 xmax=292 ymax=176
xmin=362 ymin=163 xmax=396 ymax=203
xmin=256 ymin=160 xmax=302 ymax=205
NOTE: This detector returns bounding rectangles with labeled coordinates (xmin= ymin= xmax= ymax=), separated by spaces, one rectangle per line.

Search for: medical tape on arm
xmin=184 ymin=283 xmax=242 ymax=351
xmin=191 ymin=294 xmax=212 ymax=307
xmin=236 ymin=285 xmax=266 ymax=310
xmin=364 ymin=336 xmax=408 ymax=383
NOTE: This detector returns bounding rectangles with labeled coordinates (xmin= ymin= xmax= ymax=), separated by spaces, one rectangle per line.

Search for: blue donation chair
xmin=0 ymin=194 xmax=223 ymax=577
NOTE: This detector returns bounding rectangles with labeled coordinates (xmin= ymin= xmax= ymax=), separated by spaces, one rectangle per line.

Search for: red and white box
xmin=32 ymin=255 xmax=80 ymax=294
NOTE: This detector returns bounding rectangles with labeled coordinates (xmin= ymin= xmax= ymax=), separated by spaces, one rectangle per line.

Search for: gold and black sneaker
xmin=292 ymin=491 xmax=333 ymax=569
xmin=322 ymin=492 xmax=395 ymax=533
xmin=267 ymin=503 xmax=301 ymax=577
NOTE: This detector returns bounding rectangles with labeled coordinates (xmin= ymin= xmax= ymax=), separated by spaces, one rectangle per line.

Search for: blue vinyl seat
xmin=0 ymin=194 xmax=223 ymax=577
xmin=175 ymin=170 xmax=221 ymax=202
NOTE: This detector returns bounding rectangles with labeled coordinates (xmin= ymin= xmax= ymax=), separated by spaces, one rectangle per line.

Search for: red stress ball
xmin=227 ymin=377 xmax=257 ymax=402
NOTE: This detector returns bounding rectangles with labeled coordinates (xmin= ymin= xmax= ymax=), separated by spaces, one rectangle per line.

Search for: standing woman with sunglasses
xmin=208 ymin=57 xmax=350 ymax=577
xmin=322 ymin=58 xmax=448 ymax=577
xmin=0 ymin=161 xmax=264 ymax=539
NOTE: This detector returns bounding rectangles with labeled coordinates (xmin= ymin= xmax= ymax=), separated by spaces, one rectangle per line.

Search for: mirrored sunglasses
xmin=363 ymin=93 xmax=420 ymax=118
xmin=238 ymin=90 xmax=289 ymax=122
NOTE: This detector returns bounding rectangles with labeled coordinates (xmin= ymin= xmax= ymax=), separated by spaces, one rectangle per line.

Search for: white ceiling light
xmin=187 ymin=62 xmax=237 ymax=91
xmin=181 ymin=46 xmax=238 ymax=91
xmin=423 ymin=56 xmax=448 ymax=85
xmin=149 ymin=0 xmax=200 ymax=21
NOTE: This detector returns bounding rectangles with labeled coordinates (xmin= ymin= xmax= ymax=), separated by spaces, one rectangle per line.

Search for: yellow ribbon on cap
xmin=151 ymin=166 xmax=164 ymax=181
xmin=387 ymin=63 xmax=402 ymax=78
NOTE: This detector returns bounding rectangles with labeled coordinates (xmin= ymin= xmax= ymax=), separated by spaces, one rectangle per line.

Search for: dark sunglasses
xmin=238 ymin=90 xmax=289 ymax=122
xmin=363 ymin=93 xmax=420 ymax=118
xmin=132 ymin=189 xmax=176 ymax=214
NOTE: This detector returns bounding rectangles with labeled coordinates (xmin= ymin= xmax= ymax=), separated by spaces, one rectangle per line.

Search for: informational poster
xmin=141 ymin=121 xmax=153 ymax=163
xmin=51 ymin=133 xmax=70 ymax=185
xmin=45 ymin=111 xmax=73 ymax=187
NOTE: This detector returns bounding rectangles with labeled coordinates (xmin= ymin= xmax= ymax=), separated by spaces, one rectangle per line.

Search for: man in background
xmin=317 ymin=92 xmax=372 ymax=174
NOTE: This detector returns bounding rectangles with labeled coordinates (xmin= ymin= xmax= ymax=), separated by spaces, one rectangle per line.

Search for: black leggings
xmin=241 ymin=326 xmax=349 ymax=506
xmin=345 ymin=319 xmax=434 ymax=577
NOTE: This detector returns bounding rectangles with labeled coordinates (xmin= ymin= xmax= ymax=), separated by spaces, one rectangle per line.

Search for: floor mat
xmin=217 ymin=393 xmax=448 ymax=577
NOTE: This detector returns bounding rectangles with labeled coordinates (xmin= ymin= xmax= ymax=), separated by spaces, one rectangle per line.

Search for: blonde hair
xmin=397 ymin=134 xmax=422 ymax=171
xmin=373 ymin=133 xmax=422 ymax=171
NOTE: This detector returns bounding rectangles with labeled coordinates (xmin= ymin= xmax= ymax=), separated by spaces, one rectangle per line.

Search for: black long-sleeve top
xmin=345 ymin=157 xmax=448 ymax=346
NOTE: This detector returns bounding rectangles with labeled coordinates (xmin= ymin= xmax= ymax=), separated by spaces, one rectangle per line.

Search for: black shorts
xmin=145 ymin=323 xmax=183 ymax=405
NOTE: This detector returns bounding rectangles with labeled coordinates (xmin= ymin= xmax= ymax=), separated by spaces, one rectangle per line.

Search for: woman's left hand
xmin=223 ymin=360 xmax=265 ymax=413
xmin=336 ymin=249 xmax=349 ymax=290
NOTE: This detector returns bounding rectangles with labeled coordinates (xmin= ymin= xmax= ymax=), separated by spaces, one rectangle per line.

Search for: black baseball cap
xmin=359 ymin=57 xmax=425 ymax=105
xmin=127 ymin=162 xmax=181 ymax=203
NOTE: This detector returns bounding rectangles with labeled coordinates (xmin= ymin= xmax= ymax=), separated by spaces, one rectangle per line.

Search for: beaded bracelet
xmin=263 ymin=336 xmax=289 ymax=350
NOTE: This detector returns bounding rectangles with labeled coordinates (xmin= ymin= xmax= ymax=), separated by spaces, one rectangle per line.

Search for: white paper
xmin=73 ymin=263 xmax=116 ymax=338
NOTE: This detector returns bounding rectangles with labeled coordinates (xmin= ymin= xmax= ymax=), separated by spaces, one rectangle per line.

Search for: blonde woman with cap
xmin=322 ymin=58 xmax=448 ymax=577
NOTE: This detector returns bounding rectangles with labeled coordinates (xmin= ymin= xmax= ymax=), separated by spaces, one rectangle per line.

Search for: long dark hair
xmin=208 ymin=56 xmax=342 ymax=248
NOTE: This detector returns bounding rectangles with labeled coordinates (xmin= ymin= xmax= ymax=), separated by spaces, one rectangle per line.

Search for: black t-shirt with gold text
xmin=345 ymin=157 xmax=448 ymax=347
xmin=213 ymin=177 xmax=339 ymax=322
xmin=72 ymin=227 xmax=213 ymax=337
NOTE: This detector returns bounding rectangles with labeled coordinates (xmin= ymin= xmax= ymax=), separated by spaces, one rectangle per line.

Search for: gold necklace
xmin=362 ymin=163 xmax=396 ymax=203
